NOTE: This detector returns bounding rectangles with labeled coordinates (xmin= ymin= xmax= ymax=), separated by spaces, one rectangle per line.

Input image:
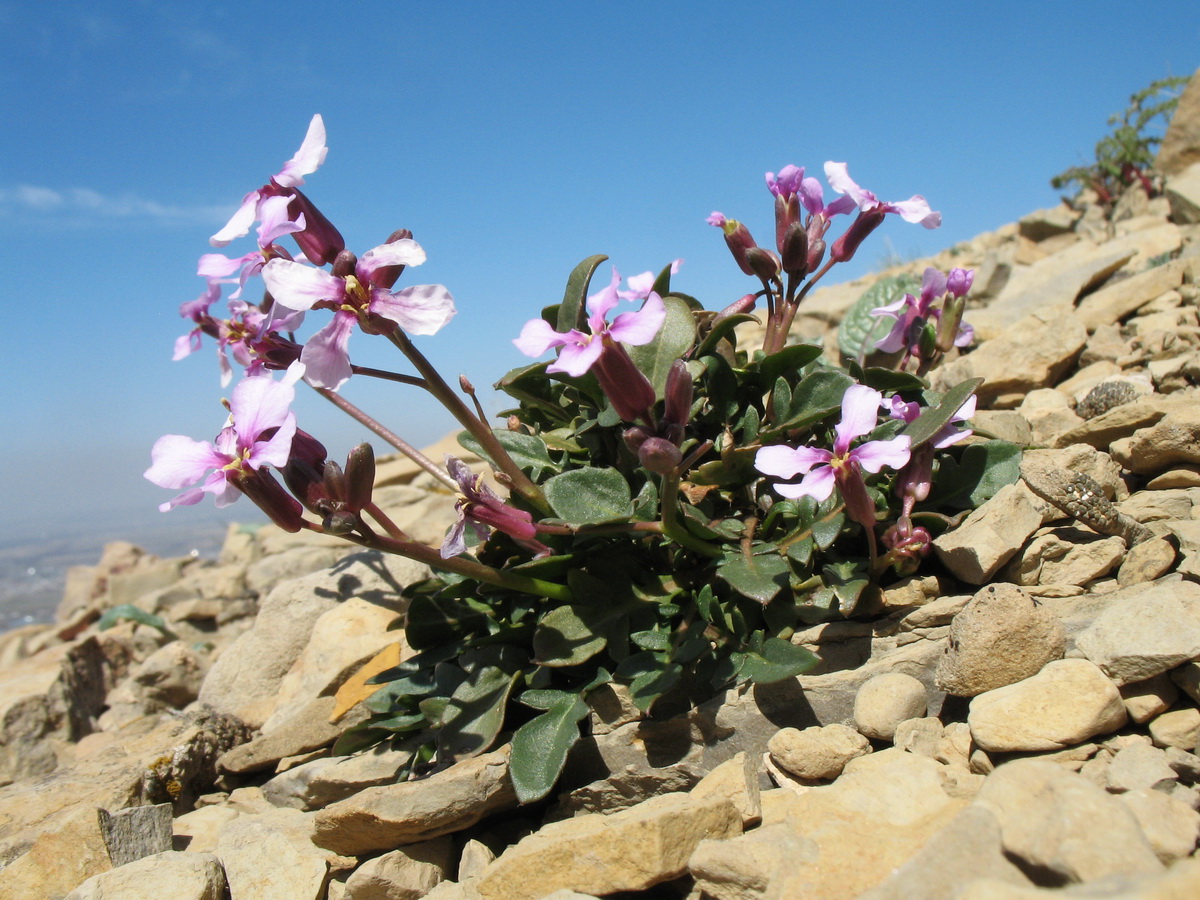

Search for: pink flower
xmin=617 ymin=259 xmax=682 ymax=301
xmin=513 ymin=267 xmax=665 ymax=377
xmin=872 ymin=266 xmax=974 ymax=361
xmin=210 ymin=115 xmax=344 ymax=264
xmin=145 ymin=367 xmax=302 ymax=511
xmin=261 ymin=238 xmax=456 ymax=390
xmin=755 ymin=384 xmax=910 ymax=528
xmin=440 ymin=456 xmax=549 ymax=558
xmin=823 ymin=162 xmax=941 ymax=228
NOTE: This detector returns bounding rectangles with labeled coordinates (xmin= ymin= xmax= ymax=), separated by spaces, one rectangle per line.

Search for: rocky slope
xmin=6 ymin=71 xmax=1200 ymax=899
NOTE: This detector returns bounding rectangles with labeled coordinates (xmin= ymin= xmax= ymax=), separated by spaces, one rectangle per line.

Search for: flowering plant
xmin=148 ymin=117 xmax=1016 ymax=802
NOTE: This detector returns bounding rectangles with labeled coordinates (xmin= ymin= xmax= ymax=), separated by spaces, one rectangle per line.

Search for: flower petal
xmin=145 ymin=435 xmax=227 ymax=490
xmin=889 ymin=196 xmax=941 ymax=228
xmin=775 ymin=466 xmax=836 ymax=502
xmin=514 ymin=318 xmax=570 ymax=357
xmin=834 ymin=384 xmax=884 ymax=455
xmin=608 ymin=292 xmax=666 ymax=347
xmin=300 ymin=311 xmax=356 ymax=390
xmin=261 ymin=258 xmax=343 ymax=311
xmin=370 ymin=284 xmax=456 ymax=336
xmin=851 ymin=434 xmax=911 ymax=473
xmin=229 ymin=374 xmax=296 ymax=446
xmin=358 ymin=238 xmax=427 ymax=278
xmin=755 ymin=444 xmax=831 ymax=479
xmin=210 ymin=191 xmax=261 ymax=247
xmin=275 ymin=114 xmax=328 ymax=188
xmin=546 ymin=334 xmax=602 ymax=377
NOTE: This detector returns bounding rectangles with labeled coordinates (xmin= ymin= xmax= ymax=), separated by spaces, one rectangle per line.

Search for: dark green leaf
xmin=901 ymin=378 xmax=983 ymax=450
xmin=750 ymin=343 xmax=825 ymax=388
xmin=734 ymin=636 xmax=820 ymax=683
xmin=718 ymin=553 xmax=791 ymax=605
xmin=97 ymin=604 xmax=174 ymax=637
xmin=631 ymin=629 xmax=671 ymax=651
xmin=509 ymin=695 xmax=590 ymax=804
xmin=437 ymin=666 xmax=518 ymax=759
xmin=929 ymin=439 xmax=1022 ymax=509
xmin=557 ymin=255 xmax=608 ymax=334
xmin=694 ymin=313 xmax=758 ymax=358
xmin=533 ymin=605 xmax=607 ymax=667
xmin=458 ymin=429 xmax=558 ymax=480
xmin=627 ymin=295 xmax=697 ymax=396
xmin=543 ymin=467 xmax=633 ymax=524
xmin=406 ymin=593 xmax=490 ymax=650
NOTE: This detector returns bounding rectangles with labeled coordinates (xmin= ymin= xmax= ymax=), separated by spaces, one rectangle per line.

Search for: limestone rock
xmin=933 ymin=484 xmax=1043 ymax=585
xmin=1074 ymin=579 xmax=1200 ymax=684
xmin=767 ymin=723 xmax=871 ymax=781
xmin=473 ymin=792 xmax=742 ymax=899
xmin=63 ymin=851 xmax=227 ymax=900
xmin=1110 ymin=402 xmax=1200 ymax=475
xmin=936 ymin=583 xmax=1065 ymax=697
xmin=689 ymin=751 xmax=762 ymax=826
xmin=973 ymin=758 xmax=1162 ymax=883
xmin=342 ymin=836 xmax=455 ymax=900
xmin=1165 ymin=162 xmax=1200 ymax=224
xmin=216 ymin=809 xmax=340 ymax=900
xmin=312 ymin=748 xmax=518 ymax=856
xmin=1075 ymin=255 xmax=1189 ymax=330
xmin=1117 ymin=788 xmax=1200 ymax=864
xmin=1106 ymin=742 xmax=1179 ymax=792
xmin=968 ymin=659 xmax=1127 ymax=753
xmin=855 ymin=805 xmax=1034 ymax=900
xmin=1120 ymin=672 xmax=1179 ymax=724
xmin=1158 ymin=67 xmax=1200 ymax=176
xmin=1150 ymin=707 xmax=1200 ymax=750
xmin=199 ymin=551 xmax=427 ymax=730
xmin=933 ymin=307 xmax=1087 ymax=403
xmin=853 ymin=673 xmax=928 ymax=741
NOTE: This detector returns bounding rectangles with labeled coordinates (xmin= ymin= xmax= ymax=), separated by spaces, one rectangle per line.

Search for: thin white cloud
xmin=0 ymin=184 xmax=228 ymax=224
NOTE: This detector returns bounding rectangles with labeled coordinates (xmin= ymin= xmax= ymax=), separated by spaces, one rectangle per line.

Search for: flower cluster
xmin=146 ymin=119 xmax=1011 ymax=804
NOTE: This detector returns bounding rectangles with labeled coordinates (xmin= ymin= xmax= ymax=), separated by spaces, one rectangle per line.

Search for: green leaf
xmin=929 ymin=439 xmax=1022 ymax=509
xmin=331 ymin=725 xmax=401 ymax=757
xmin=631 ymin=629 xmax=671 ymax=651
xmin=694 ymin=313 xmax=758 ymax=358
xmin=543 ymin=466 xmax=633 ymax=524
xmin=97 ymin=604 xmax=174 ymax=637
xmin=761 ymin=368 xmax=856 ymax=436
xmin=750 ymin=343 xmax=824 ymax=389
xmin=458 ymin=429 xmax=558 ymax=480
xmin=533 ymin=605 xmax=608 ymax=667
xmin=734 ymin=637 xmax=820 ymax=683
xmin=558 ymin=255 xmax=608 ymax=333
xmin=718 ymin=553 xmax=791 ymax=605
xmin=509 ymin=694 xmax=590 ymax=804
xmin=627 ymin=295 xmax=697 ymax=396
xmin=629 ymin=660 xmax=682 ymax=712
xmin=405 ymin=593 xmax=490 ymax=650
xmin=437 ymin=665 xmax=519 ymax=759
xmin=901 ymin=378 xmax=983 ymax=450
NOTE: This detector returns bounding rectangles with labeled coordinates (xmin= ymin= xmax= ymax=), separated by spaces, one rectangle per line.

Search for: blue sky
xmin=2 ymin=0 xmax=1197 ymax=553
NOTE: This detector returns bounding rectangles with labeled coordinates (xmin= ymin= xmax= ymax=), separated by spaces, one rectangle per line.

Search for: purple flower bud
xmin=344 ymin=443 xmax=375 ymax=512
xmin=806 ymin=236 xmax=826 ymax=273
xmin=593 ymin=340 xmax=656 ymax=423
xmin=622 ymin=425 xmax=652 ymax=455
xmin=780 ymin=222 xmax=810 ymax=279
xmin=745 ymin=247 xmax=781 ymax=281
xmin=663 ymin=360 xmax=693 ymax=434
xmin=286 ymin=187 xmax=345 ymax=266
xmin=638 ymin=437 xmax=683 ymax=476
xmin=237 ymin=469 xmax=306 ymax=532
xmin=830 ymin=208 xmax=886 ymax=264
xmin=709 ymin=214 xmax=759 ymax=277
xmin=331 ymin=250 xmax=358 ymax=279
xmin=714 ymin=293 xmax=758 ymax=324
xmin=946 ymin=268 xmax=974 ymax=298
xmin=774 ymin=193 xmax=801 ymax=256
